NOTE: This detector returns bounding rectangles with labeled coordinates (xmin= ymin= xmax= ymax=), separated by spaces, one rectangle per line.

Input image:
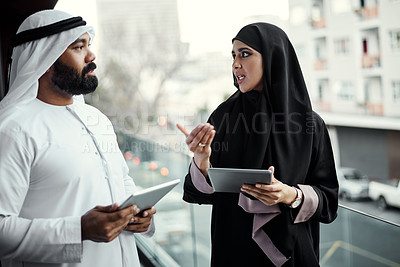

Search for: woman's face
xmin=232 ymin=40 xmax=264 ymax=93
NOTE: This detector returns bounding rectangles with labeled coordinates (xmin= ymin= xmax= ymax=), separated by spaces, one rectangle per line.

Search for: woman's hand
xmin=240 ymin=166 xmax=298 ymax=206
xmin=176 ymin=123 xmax=216 ymax=176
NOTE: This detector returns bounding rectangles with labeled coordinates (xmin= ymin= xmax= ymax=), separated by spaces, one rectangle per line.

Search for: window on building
xmin=310 ymin=0 xmax=326 ymax=28
xmin=315 ymin=38 xmax=326 ymax=59
xmin=364 ymin=78 xmax=382 ymax=103
xmin=311 ymin=3 xmax=322 ymax=21
xmin=334 ymin=38 xmax=350 ymax=55
xmin=393 ymin=81 xmax=400 ymax=102
xmin=337 ymin=81 xmax=354 ymax=101
xmin=316 ymin=79 xmax=329 ymax=100
xmin=389 ymin=29 xmax=400 ymax=52
xmin=318 ymin=83 xmax=324 ymax=100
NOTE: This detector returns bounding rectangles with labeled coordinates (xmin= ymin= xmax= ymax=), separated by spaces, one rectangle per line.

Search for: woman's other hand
xmin=176 ymin=123 xmax=216 ymax=176
xmin=240 ymin=166 xmax=298 ymax=206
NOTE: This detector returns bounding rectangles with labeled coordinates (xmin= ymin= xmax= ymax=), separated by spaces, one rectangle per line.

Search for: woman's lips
xmin=236 ymin=75 xmax=245 ymax=84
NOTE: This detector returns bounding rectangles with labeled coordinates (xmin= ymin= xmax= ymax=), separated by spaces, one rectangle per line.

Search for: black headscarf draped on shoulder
xmin=209 ymin=22 xmax=313 ymax=186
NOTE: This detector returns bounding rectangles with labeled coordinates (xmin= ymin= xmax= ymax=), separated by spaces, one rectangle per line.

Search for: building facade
xmin=288 ymin=0 xmax=400 ymax=180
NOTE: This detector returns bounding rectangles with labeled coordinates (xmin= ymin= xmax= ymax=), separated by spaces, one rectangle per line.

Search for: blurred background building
xmin=287 ymin=0 xmax=400 ymax=181
xmin=81 ymin=0 xmax=400 ymax=181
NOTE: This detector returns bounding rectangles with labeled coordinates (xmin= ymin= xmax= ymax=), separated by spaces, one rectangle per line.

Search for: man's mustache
xmin=82 ymin=62 xmax=96 ymax=76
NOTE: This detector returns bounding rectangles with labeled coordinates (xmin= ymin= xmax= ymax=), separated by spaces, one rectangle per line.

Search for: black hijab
xmin=209 ymin=22 xmax=313 ymax=186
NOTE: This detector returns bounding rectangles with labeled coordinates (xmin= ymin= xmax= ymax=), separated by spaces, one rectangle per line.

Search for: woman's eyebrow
xmin=232 ymin=47 xmax=252 ymax=54
xmin=238 ymin=47 xmax=251 ymax=52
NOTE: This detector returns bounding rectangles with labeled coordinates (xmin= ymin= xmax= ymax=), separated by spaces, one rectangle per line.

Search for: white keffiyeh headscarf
xmin=0 ymin=9 xmax=95 ymax=111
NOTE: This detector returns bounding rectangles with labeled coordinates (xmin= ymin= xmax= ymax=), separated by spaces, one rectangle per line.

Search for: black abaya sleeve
xmin=182 ymin=163 xmax=214 ymax=205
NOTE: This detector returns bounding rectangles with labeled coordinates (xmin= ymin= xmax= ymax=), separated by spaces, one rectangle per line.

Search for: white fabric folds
xmin=0 ymin=9 xmax=94 ymax=111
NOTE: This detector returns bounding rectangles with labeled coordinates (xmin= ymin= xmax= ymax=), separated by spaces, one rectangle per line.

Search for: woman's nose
xmin=232 ymin=58 xmax=241 ymax=69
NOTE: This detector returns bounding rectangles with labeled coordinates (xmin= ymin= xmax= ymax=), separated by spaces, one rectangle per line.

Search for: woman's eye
xmin=232 ymin=54 xmax=236 ymax=60
xmin=242 ymin=51 xmax=251 ymax=58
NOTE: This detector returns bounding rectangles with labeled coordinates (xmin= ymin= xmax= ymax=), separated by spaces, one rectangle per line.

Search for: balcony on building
xmin=354 ymin=1 xmax=379 ymax=20
xmin=310 ymin=0 xmax=326 ymax=29
xmin=314 ymin=79 xmax=331 ymax=112
xmin=363 ymin=76 xmax=383 ymax=115
xmin=361 ymin=28 xmax=380 ymax=69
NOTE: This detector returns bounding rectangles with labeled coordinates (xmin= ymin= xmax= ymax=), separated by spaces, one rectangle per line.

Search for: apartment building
xmin=288 ymin=0 xmax=400 ymax=180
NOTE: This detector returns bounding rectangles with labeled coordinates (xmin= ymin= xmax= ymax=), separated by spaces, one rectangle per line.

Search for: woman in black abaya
xmin=177 ymin=22 xmax=338 ymax=267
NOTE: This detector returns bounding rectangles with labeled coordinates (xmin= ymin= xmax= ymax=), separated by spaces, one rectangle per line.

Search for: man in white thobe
xmin=0 ymin=9 xmax=155 ymax=267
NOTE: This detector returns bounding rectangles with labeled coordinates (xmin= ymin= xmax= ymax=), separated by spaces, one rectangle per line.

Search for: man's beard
xmin=51 ymin=59 xmax=98 ymax=96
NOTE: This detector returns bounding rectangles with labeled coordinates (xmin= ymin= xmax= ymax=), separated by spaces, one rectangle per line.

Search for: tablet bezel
xmin=207 ymin=168 xmax=272 ymax=193
xmin=118 ymin=179 xmax=180 ymax=211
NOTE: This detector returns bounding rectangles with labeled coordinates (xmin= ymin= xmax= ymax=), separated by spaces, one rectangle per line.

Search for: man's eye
xmin=74 ymin=46 xmax=84 ymax=50
xmin=232 ymin=54 xmax=236 ymax=60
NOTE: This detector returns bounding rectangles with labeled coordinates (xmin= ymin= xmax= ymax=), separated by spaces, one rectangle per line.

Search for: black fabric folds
xmin=183 ymin=22 xmax=338 ymax=266
xmin=213 ymin=22 xmax=314 ymax=177
xmin=11 ymin=17 xmax=86 ymax=47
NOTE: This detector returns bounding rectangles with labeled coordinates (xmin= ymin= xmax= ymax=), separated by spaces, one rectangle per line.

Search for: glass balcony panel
xmin=118 ymin=136 xmax=400 ymax=267
xmin=321 ymin=205 xmax=400 ymax=266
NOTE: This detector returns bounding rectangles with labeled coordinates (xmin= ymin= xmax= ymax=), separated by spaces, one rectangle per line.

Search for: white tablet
xmin=207 ymin=168 xmax=272 ymax=193
xmin=118 ymin=179 xmax=180 ymax=212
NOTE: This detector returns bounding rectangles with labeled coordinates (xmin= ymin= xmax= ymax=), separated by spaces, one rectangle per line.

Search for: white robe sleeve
xmin=0 ymin=130 xmax=82 ymax=262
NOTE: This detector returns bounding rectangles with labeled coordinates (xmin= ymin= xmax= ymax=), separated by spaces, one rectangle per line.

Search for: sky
xmin=55 ymin=0 xmax=288 ymax=55
xmin=176 ymin=0 xmax=289 ymax=55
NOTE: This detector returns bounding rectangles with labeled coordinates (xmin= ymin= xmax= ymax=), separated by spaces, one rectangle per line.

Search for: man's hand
xmin=81 ymin=204 xmax=140 ymax=242
xmin=124 ymin=207 xmax=156 ymax=233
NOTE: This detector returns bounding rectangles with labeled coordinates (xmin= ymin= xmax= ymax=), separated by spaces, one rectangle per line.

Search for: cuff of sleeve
xmin=190 ymin=158 xmax=214 ymax=194
xmin=140 ymin=217 xmax=155 ymax=238
xmin=64 ymin=216 xmax=83 ymax=262
xmin=294 ymin=185 xmax=318 ymax=224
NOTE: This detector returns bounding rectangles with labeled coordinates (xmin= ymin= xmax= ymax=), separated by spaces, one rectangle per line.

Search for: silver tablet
xmin=118 ymin=179 xmax=180 ymax=211
xmin=207 ymin=168 xmax=272 ymax=193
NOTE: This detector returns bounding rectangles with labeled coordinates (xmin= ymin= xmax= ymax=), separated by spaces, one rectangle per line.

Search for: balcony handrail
xmin=338 ymin=203 xmax=400 ymax=227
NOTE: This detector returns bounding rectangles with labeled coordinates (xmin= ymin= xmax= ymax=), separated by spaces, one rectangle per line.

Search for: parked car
xmin=369 ymin=179 xmax=400 ymax=209
xmin=337 ymin=167 xmax=370 ymax=200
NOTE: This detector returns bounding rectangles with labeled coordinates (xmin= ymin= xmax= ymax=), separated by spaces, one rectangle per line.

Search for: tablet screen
xmin=207 ymin=168 xmax=271 ymax=193
xmin=118 ymin=179 xmax=180 ymax=211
